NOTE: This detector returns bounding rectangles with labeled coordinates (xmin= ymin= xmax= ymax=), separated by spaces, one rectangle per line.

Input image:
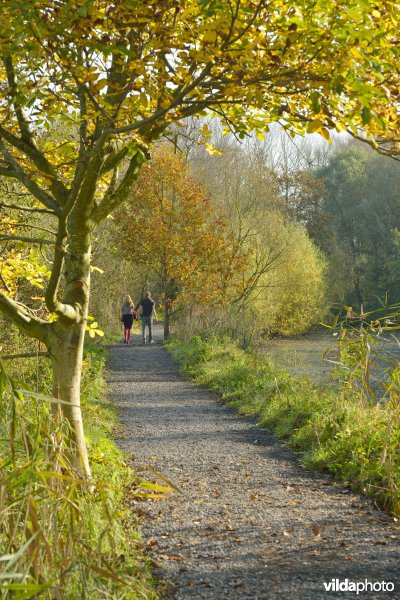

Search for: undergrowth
xmin=167 ymin=334 xmax=400 ymax=516
xmin=0 ymin=338 xmax=157 ymax=599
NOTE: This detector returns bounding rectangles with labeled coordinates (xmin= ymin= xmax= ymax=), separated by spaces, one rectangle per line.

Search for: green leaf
xmin=361 ymin=106 xmax=371 ymax=124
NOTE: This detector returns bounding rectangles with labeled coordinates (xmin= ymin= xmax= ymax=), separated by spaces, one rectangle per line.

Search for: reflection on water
xmin=260 ymin=329 xmax=400 ymax=389
xmin=260 ymin=330 xmax=337 ymax=383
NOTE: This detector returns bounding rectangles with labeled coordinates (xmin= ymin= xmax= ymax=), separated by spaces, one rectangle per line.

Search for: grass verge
xmin=167 ymin=335 xmax=400 ymax=516
xmin=0 ymin=338 xmax=158 ymax=599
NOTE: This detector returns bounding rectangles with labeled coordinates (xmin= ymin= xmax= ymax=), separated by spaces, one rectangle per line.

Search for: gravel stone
xmin=106 ymin=326 xmax=400 ymax=599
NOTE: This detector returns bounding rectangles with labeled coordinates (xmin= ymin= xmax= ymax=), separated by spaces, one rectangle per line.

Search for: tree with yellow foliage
xmin=0 ymin=0 xmax=399 ymax=476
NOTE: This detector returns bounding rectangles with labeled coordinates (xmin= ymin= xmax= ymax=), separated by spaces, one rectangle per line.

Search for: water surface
xmin=260 ymin=329 xmax=400 ymax=394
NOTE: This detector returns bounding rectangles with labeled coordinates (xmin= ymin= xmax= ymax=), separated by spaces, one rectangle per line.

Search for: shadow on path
xmin=107 ymin=325 xmax=399 ymax=600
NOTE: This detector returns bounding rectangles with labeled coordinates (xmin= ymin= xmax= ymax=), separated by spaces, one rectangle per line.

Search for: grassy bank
xmin=167 ymin=335 xmax=400 ymax=516
xmin=0 ymin=339 xmax=158 ymax=599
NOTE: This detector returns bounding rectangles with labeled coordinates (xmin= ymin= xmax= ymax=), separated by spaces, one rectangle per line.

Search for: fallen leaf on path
xmin=158 ymin=553 xmax=184 ymax=561
xmin=209 ymin=517 xmax=222 ymax=526
xmin=311 ymin=524 xmax=321 ymax=537
xmin=148 ymin=466 xmax=183 ymax=493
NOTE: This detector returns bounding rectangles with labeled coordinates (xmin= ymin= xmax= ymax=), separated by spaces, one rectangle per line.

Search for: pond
xmin=259 ymin=329 xmax=337 ymax=384
xmin=260 ymin=329 xmax=400 ymax=394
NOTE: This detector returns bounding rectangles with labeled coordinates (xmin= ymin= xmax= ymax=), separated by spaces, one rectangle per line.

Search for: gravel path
xmin=107 ymin=326 xmax=399 ymax=600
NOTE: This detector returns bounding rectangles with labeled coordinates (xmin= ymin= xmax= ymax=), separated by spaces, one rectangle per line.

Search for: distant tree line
xmin=286 ymin=142 xmax=400 ymax=312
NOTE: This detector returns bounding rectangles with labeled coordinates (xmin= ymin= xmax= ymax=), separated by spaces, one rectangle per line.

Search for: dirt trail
xmin=107 ymin=325 xmax=399 ymax=600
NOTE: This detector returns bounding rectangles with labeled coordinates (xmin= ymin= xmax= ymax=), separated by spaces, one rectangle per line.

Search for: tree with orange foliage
xmin=115 ymin=147 xmax=246 ymax=338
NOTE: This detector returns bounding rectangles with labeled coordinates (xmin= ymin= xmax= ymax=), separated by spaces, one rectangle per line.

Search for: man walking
xmin=138 ymin=291 xmax=157 ymax=344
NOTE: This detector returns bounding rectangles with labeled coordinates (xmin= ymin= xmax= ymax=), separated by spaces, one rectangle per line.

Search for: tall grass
xmin=168 ymin=334 xmax=400 ymax=516
xmin=0 ymin=340 xmax=157 ymax=599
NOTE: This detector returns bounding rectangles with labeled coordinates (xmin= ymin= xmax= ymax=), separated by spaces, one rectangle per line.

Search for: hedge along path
xmin=107 ymin=325 xmax=399 ymax=600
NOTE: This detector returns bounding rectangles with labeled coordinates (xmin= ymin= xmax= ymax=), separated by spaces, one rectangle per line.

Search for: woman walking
xmin=121 ymin=295 xmax=136 ymax=343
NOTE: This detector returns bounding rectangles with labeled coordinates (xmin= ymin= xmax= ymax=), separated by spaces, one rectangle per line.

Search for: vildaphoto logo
xmin=323 ymin=579 xmax=395 ymax=594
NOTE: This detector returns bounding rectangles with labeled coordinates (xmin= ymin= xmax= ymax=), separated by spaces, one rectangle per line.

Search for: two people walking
xmin=121 ymin=291 xmax=157 ymax=344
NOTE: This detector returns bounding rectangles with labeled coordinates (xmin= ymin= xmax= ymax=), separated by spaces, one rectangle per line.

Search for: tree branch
xmin=0 ymin=201 xmax=56 ymax=215
xmin=6 ymin=223 xmax=56 ymax=235
xmin=44 ymin=225 xmax=68 ymax=315
xmin=80 ymin=82 xmax=116 ymax=125
xmin=110 ymin=63 xmax=213 ymax=136
xmin=0 ymin=234 xmax=55 ymax=244
xmin=99 ymin=145 xmax=129 ymax=175
xmin=0 ymin=140 xmax=61 ymax=214
xmin=349 ymin=131 xmax=400 ymax=160
xmin=0 ymin=126 xmax=69 ymax=203
xmin=78 ymin=82 xmax=88 ymax=163
xmin=92 ymin=150 xmax=146 ymax=223
xmin=1 ymin=351 xmax=49 ymax=360
xmin=43 ymin=131 xmax=110 ymax=319
xmin=0 ymin=271 xmax=11 ymax=292
xmin=2 ymin=56 xmax=68 ymax=203
xmin=69 ymin=128 xmax=110 ymax=220
xmin=0 ymin=291 xmax=49 ymax=342
xmin=3 ymin=55 xmax=33 ymax=143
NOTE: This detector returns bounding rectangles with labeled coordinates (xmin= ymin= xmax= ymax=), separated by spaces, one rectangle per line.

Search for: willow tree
xmin=0 ymin=0 xmax=399 ymax=477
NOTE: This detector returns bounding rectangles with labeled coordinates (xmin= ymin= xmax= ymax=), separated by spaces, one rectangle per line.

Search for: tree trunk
xmin=48 ymin=219 xmax=92 ymax=478
xmin=164 ymin=305 xmax=170 ymax=339
xmin=51 ymin=321 xmax=91 ymax=478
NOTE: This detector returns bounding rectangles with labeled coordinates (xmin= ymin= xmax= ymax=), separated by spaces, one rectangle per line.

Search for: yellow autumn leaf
xmin=205 ymin=142 xmax=223 ymax=156
xmin=307 ymin=119 xmax=324 ymax=134
xmin=320 ymin=128 xmax=332 ymax=143
xmin=95 ymin=78 xmax=108 ymax=90
xmin=203 ymin=30 xmax=218 ymax=43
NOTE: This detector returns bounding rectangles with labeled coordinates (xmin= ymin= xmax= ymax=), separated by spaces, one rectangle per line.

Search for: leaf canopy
xmin=1 ymin=0 xmax=399 ymax=162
